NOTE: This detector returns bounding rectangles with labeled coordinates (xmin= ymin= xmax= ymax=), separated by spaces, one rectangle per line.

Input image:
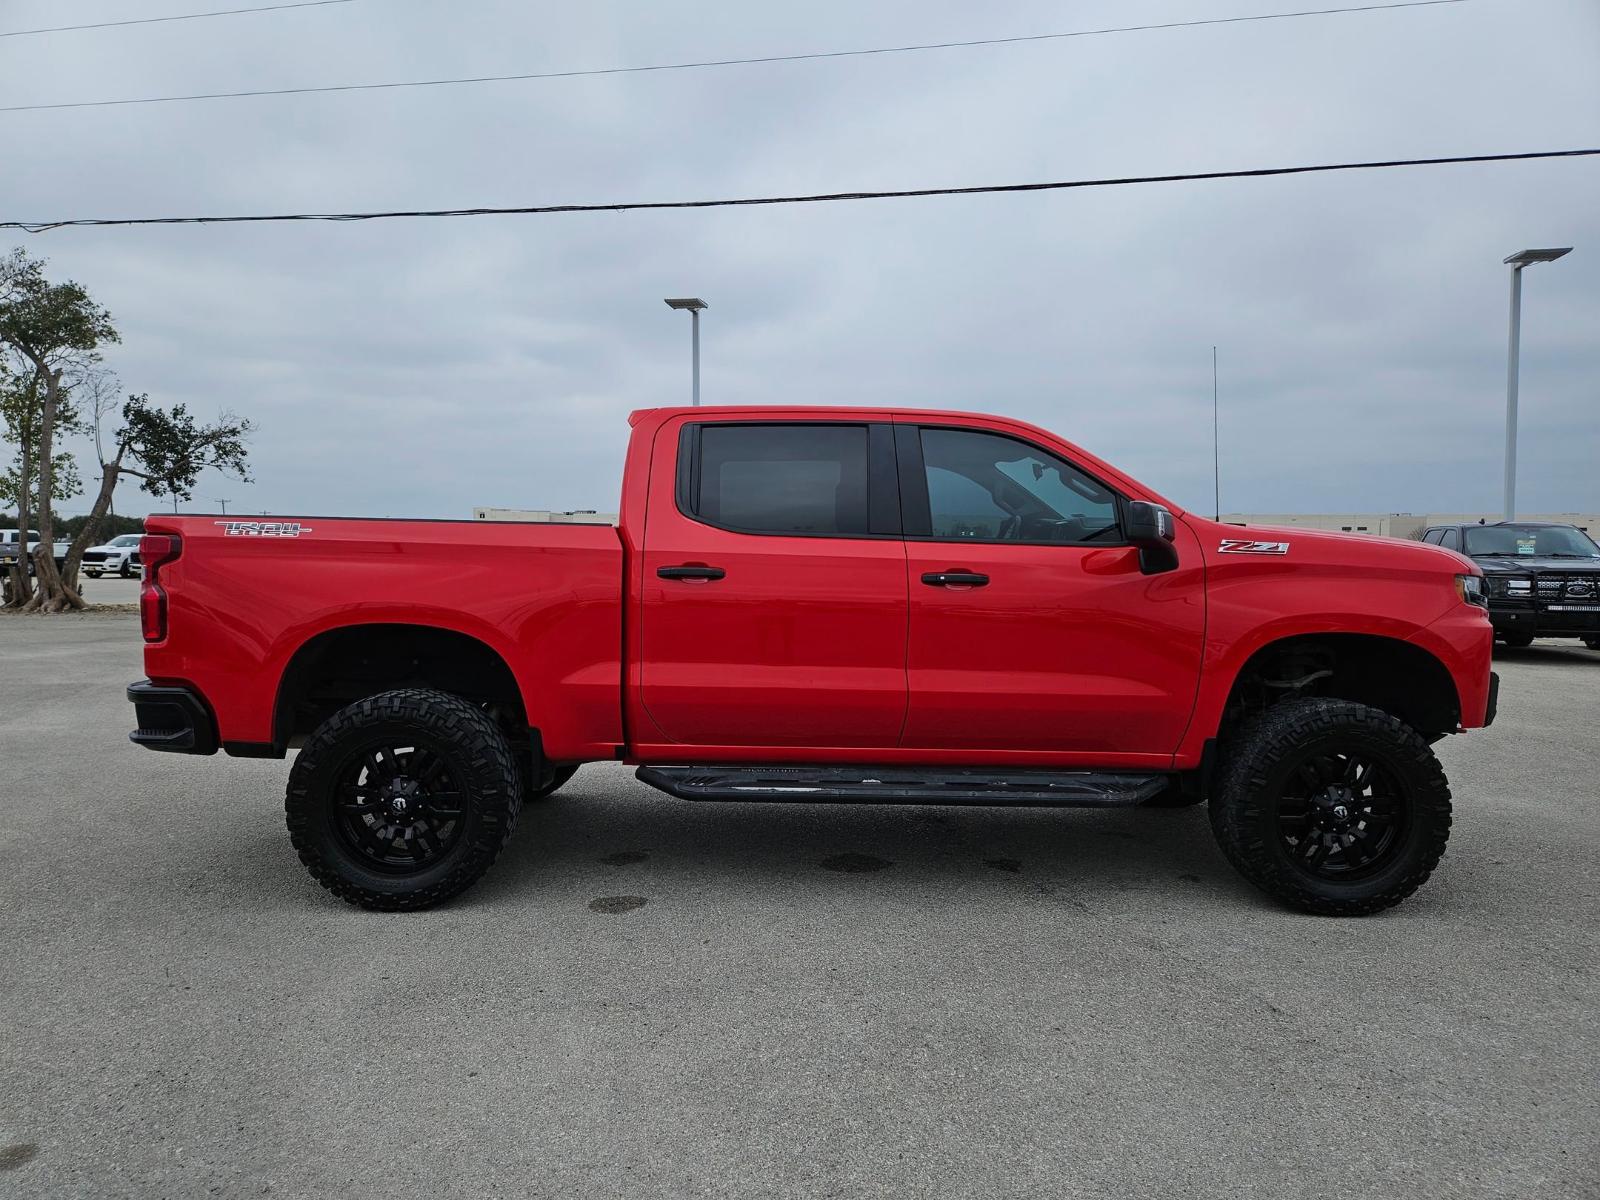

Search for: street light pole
xmin=664 ymin=298 xmax=708 ymax=406
xmin=1501 ymin=248 xmax=1571 ymax=520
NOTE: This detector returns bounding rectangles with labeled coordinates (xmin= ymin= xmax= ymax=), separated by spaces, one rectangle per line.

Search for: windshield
xmin=1463 ymin=524 xmax=1600 ymax=558
xmin=111 ymin=535 xmax=141 ymax=547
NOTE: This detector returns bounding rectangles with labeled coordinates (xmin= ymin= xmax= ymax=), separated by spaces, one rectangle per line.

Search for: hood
xmin=1192 ymin=518 xmax=1476 ymax=574
xmin=1470 ymin=555 xmax=1600 ymax=574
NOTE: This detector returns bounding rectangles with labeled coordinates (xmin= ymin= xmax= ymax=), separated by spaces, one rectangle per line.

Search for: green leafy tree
xmin=0 ymin=247 xmax=116 ymax=610
xmin=62 ymin=392 xmax=253 ymax=588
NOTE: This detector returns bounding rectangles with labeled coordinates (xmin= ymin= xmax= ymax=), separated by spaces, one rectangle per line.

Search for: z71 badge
xmin=215 ymin=520 xmax=313 ymax=538
xmin=1219 ymin=538 xmax=1289 ymax=555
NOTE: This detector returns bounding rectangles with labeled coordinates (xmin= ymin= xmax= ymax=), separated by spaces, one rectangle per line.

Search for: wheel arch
xmin=272 ymin=621 xmax=529 ymax=751
xmin=1213 ymin=632 xmax=1461 ymax=744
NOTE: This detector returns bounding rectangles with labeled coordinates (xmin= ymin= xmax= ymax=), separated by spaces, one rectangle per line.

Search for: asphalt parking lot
xmin=2 ymin=613 xmax=1597 ymax=1199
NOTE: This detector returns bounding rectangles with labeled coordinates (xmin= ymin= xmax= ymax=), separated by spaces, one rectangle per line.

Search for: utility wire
xmin=6 ymin=148 xmax=1593 ymax=234
xmin=0 ymin=0 xmax=1465 ymax=113
xmin=0 ymin=0 xmax=356 ymax=40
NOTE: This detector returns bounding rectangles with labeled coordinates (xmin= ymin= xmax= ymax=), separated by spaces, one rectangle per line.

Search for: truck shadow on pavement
xmin=473 ymin=782 xmax=1266 ymax=913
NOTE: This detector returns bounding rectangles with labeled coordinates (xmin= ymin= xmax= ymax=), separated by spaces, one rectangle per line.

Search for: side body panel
xmin=631 ymin=410 xmax=909 ymax=747
xmin=140 ymin=516 xmax=625 ymax=760
xmin=1175 ymin=515 xmax=1495 ymax=764
xmin=895 ymin=413 xmax=1207 ymax=765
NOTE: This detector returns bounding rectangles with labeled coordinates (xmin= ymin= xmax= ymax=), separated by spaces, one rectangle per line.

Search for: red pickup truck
xmin=128 ymin=406 xmax=1496 ymax=915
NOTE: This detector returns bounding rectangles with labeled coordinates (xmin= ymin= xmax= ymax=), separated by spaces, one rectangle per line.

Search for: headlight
xmin=1456 ymin=574 xmax=1487 ymax=608
xmin=1485 ymin=575 xmax=1532 ymax=599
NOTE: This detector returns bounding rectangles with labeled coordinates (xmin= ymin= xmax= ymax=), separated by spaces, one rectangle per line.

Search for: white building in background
xmin=1221 ymin=513 xmax=1600 ymax=539
xmin=472 ymin=507 xmax=617 ymax=525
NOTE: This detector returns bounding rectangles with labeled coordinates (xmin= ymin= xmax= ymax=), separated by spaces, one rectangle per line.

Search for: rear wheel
xmin=286 ymin=688 xmax=522 ymax=911
xmin=1209 ymin=698 xmax=1451 ymax=916
xmin=1500 ymin=632 xmax=1534 ymax=648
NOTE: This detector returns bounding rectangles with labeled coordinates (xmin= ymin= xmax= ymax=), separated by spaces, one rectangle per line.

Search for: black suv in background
xmin=1420 ymin=521 xmax=1600 ymax=649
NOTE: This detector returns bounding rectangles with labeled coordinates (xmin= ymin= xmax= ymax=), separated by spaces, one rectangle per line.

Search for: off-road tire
xmin=286 ymin=688 xmax=522 ymax=911
xmin=1500 ymin=632 xmax=1534 ymax=648
xmin=1209 ymin=698 xmax=1452 ymax=916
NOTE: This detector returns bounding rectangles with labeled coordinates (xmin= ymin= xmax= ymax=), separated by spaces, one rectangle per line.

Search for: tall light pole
xmin=664 ymin=297 xmax=707 ymax=406
xmin=1501 ymin=248 xmax=1571 ymax=520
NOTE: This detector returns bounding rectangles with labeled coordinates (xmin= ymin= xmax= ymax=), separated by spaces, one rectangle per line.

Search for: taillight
xmin=139 ymin=534 xmax=181 ymax=642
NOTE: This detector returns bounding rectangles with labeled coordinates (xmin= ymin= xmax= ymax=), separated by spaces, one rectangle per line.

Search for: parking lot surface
xmin=2 ymin=612 xmax=1596 ymax=1199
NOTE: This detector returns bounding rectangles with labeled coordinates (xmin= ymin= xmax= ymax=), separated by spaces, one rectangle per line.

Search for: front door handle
xmin=658 ymin=564 xmax=726 ymax=581
xmin=921 ymin=571 xmax=989 ymax=587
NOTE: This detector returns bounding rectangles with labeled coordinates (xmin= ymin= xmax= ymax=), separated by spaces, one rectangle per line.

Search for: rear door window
xmin=684 ymin=424 xmax=873 ymax=536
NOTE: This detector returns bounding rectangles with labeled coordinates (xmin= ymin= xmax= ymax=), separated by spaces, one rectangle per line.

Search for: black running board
xmin=636 ymin=765 xmax=1169 ymax=807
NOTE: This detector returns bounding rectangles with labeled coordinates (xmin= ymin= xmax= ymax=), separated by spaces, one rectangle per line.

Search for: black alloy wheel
xmin=332 ymin=742 xmax=468 ymax=872
xmin=1274 ymin=750 xmax=1407 ymax=880
xmin=286 ymin=688 xmax=522 ymax=910
xmin=1209 ymin=698 xmax=1452 ymax=916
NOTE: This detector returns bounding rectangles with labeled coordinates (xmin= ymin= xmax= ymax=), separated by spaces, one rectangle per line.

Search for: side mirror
xmin=1127 ymin=501 xmax=1179 ymax=575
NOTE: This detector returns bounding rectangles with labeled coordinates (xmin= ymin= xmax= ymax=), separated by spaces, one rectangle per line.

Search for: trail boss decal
xmin=215 ymin=521 xmax=313 ymax=538
xmin=1218 ymin=538 xmax=1290 ymax=555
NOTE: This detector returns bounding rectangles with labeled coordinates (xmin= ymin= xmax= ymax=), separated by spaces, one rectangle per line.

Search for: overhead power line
xmin=6 ymin=148 xmax=1594 ymax=234
xmin=0 ymin=0 xmax=356 ymax=40
xmin=0 ymin=0 xmax=1466 ymax=113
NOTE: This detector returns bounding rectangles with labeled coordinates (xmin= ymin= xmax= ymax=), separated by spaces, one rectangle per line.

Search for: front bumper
xmin=1489 ymin=602 xmax=1600 ymax=637
xmin=127 ymin=680 xmax=218 ymax=755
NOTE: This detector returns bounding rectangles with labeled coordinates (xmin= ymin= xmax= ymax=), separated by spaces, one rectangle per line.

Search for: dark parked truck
xmin=128 ymin=406 xmax=1497 ymax=915
xmin=1420 ymin=521 xmax=1600 ymax=649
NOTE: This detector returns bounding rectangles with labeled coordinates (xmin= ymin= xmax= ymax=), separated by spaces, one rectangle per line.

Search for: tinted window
xmin=693 ymin=424 xmax=870 ymax=535
xmin=1421 ymin=530 xmax=1443 ymax=544
xmin=919 ymin=428 xmax=1120 ymax=544
xmin=1439 ymin=528 xmax=1460 ymax=551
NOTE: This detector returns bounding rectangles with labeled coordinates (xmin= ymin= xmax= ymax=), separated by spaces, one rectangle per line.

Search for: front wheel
xmin=1209 ymin=698 xmax=1451 ymax=916
xmin=1583 ymin=636 xmax=1600 ymax=651
xmin=286 ymin=688 xmax=522 ymax=910
xmin=1500 ymin=632 xmax=1534 ymax=648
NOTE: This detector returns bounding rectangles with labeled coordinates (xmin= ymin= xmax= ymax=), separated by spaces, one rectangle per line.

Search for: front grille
xmin=1535 ymin=574 xmax=1600 ymax=601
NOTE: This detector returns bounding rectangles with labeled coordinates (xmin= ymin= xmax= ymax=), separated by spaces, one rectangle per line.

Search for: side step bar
xmin=635 ymin=765 xmax=1169 ymax=807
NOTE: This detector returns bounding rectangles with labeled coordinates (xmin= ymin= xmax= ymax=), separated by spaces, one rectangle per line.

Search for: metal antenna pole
xmin=1212 ymin=346 xmax=1220 ymax=521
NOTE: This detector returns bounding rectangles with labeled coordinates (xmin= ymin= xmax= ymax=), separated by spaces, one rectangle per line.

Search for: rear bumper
xmin=127 ymin=680 xmax=218 ymax=755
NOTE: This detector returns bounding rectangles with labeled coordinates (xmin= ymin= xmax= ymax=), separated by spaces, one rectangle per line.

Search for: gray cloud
xmin=5 ymin=0 xmax=1597 ymax=521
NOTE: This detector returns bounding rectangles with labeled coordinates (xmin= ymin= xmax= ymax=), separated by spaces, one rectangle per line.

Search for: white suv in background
xmin=82 ymin=534 xmax=144 ymax=578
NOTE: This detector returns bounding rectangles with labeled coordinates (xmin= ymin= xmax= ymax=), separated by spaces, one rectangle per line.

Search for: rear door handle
xmin=921 ymin=571 xmax=989 ymax=587
xmin=657 ymin=565 xmax=726 ymax=581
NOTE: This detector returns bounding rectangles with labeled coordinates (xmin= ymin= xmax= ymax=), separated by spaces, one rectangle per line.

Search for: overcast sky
xmin=5 ymin=0 xmax=1597 ymax=521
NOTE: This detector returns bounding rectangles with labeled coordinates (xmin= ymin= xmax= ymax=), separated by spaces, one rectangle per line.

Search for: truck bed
xmin=141 ymin=515 xmax=625 ymax=759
